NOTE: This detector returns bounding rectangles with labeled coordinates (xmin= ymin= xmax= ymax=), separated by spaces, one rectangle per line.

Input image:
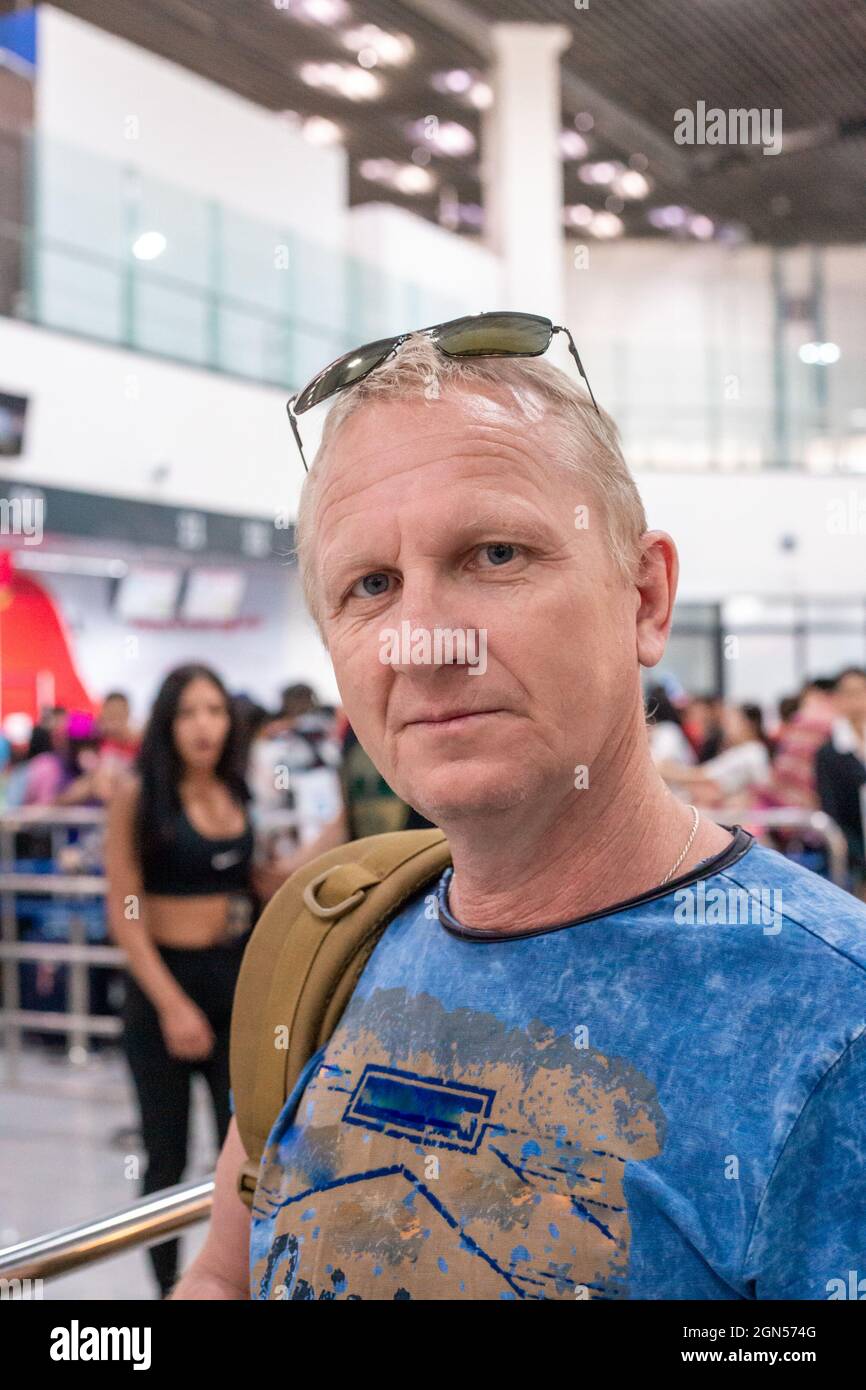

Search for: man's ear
xmin=634 ymin=530 xmax=679 ymax=669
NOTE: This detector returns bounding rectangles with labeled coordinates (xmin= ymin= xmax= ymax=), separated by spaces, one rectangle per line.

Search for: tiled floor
xmin=1 ymin=1044 xmax=216 ymax=1300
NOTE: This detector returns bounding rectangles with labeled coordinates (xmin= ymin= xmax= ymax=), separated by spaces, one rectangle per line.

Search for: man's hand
xmin=170 ymin=1116 xmax=252 ymax=1300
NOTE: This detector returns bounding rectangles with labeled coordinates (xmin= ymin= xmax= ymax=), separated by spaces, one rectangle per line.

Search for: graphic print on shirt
xmin=251 ymin=987 xmax=665 ymax=1300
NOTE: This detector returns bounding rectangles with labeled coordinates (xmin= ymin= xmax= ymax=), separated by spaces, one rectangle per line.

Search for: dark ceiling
xmin=20 ymin=0 xmax=866 ymax=244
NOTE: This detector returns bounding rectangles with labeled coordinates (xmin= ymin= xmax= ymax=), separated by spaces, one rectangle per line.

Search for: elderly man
xmin=174 ymin=314 xmax=866 ymax=1302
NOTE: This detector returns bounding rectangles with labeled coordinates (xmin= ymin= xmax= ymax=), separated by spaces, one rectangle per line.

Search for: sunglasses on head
xmin=285 ymin=309 xmax=599 ymax=472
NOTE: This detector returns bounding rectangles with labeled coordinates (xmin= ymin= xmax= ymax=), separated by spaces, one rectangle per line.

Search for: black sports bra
xmin=141 ymin=804 xmax=254 ymax=897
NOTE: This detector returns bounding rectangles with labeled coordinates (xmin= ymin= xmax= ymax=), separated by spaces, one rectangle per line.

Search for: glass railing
xmin=0 ymin=127 xmax=467 ymax=391
xmin=1 ymin=126 xmax=864 ymax=469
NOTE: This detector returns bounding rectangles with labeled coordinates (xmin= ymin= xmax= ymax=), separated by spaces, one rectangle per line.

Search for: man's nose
xmin=382 ymin=578 xmax=477 ymax=673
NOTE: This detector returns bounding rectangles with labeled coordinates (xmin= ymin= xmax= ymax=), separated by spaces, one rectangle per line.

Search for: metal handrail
xmin=0 ymin=1179 xmax=214 ymax=1282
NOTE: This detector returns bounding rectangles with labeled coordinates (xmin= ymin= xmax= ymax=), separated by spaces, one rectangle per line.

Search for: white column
xmin=483 ymin=23 xmax=571 ymax=322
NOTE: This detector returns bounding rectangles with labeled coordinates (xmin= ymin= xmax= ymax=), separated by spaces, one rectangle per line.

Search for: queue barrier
xmin=0 ymin=805 xmax=299 ymax=1084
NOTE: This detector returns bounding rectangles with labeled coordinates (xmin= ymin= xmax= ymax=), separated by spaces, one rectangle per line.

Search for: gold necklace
xmin=658 ymin=804 xmax=700 ymax=887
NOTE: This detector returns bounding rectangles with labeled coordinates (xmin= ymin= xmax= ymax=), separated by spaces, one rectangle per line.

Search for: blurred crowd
xmin=648 ymin=667 xmax=866 ymax=897
xmin=2 ymin=662 xmax=865 ymax=898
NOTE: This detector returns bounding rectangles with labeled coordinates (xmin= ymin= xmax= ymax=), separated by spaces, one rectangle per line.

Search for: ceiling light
xmin=574 ymin=112 xmax=594 ymax=132
xmin=468 ymin=80 xmax=493 ymax=109
xmin=291 ymin=0 xmax=349 ymax=24
xmin=590 ymin=210 xmax=624 ymax=238
xmin=433 ymin=68 xmax=473 ymax=94
xmin=629 ymin=153 xmax=649 ymax=172
xmin=615 ymin=169 xmax=651 ymax=199
xmin=132 ymin=231 xmax=167 ymax=261
xmin=560 ymin=130 xmax=589 ymax=160
xmin=342 ymin=24 xmax=413 ymax=66
xmin=688 ymin=213 xmax=715 ymax=240
xmin=393 ymin=164 xmax=437 ymax=195
xmin=301 ymin=116 xmax=343 ymax=146
xmin=407 ymin=118 xmax=475 ymax=157
xmin=564 ymin=203 xmax=594 ymax=228
xmin=299 ymin=61 xmax=382 ymax=100
xmin=578 ymin=160 xmax=620 ymax=186
xmin=359 ymin=158 xmax=436 ymax=195
xmin=799 ymin=341 xmax=841 ymax=365
xmin=648 ymin=204 xmax=687 ymax=229
xmin=359 ymin=157 xmax=396 ymax=182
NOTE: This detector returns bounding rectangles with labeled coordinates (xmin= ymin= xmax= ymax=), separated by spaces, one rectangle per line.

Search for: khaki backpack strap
xmin=230 ymin=827 xmax=451 ymax=1206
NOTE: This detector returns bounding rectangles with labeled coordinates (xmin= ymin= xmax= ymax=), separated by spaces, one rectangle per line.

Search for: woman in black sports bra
xmin=105 ymin=663 xmax=256 ymax=1299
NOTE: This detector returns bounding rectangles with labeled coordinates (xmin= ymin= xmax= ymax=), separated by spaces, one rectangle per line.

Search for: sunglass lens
xmin=295 ymin=337 xmax=398 ymax=413
xmin=432 ymin=312 xmax=553 ymax=357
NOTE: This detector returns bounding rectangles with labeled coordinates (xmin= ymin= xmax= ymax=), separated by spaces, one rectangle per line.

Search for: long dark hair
xmin=740 ymin=702 xmax=774 ymax=753
xmin=135 ymin=664 xmax=249 ymax=874
xmin=645 ymin=684 xmax=685 ymax=727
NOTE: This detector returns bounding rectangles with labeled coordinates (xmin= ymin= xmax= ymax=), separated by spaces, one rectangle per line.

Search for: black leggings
xmin=122 ymin=932 xmax=250 ymax=1298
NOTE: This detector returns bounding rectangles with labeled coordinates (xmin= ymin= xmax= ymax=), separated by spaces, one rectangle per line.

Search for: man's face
xmin=100 ymin=697 xmax=129 ymax=740
xmin=314 ymin=388 xmax=645 ymax=826
xmin=835 ymin=673 xmax=866 ymax=725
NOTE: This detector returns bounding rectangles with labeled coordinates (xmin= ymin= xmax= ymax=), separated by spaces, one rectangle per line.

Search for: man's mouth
xmin=404 ymin=709 xmax=506 ymax=731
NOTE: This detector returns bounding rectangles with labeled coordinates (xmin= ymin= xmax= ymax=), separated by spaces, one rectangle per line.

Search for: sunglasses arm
xmin=556 ymin=326 xmax=600 ymax=415
xmin=286 ymin=400 xmax=310 ymax=474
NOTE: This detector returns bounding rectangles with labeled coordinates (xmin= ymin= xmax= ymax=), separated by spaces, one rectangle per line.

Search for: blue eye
xmin=352 ymin=572 xmax=391 ymax=598
xmin=484 ymin=543 xmax=515 ymax=566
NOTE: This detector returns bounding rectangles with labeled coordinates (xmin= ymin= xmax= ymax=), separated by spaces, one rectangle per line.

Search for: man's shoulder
xmin=718 ymin=840 xmax=866 ymax=974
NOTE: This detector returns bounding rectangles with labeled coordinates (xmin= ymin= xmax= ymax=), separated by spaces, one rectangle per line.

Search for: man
xmin=756 ymin=676 xmax=835 ymax=813
xmin=174 ymin=324 xmax=866 ymax=1301
xmin=816 ymin=666 xmax=866 ymax=895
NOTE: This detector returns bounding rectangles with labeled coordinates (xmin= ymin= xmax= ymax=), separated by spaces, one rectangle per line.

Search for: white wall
xmin=0 ymin=317 xmax=303 ymax=518
xmin=347 ymin=203 xmax=503 ymax=324
xmin=564 ymin=238 xmax=866 ymax=471
xmin=35 ymin=5 xmax=347 ymax=243
xmin=638 ymin=471 xmax=866 ymax=600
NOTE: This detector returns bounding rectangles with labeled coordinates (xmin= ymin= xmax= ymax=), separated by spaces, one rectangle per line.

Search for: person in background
xmin=776 ymin=693 xmax=800 ymax=732
xmin=755 ymin=676 xmax=835 ymax=814
xmin=659 ymin=702 xmax=772 ymax=808
xmin=816 ymin=667 xmax=866 ymax=897
xmin=96 ymin=691 xmax=139 ymax=766
xmin=683 ymin=694 xmax=724 ymax=762
xmin=55 ymin=694 xmax=140 ymax=806
xmin=646 ymin=684 xmax=696 ymax=770
xmin=253 ymin=717 xmax=435 ymax=902
xmin=231 ymin=693 xmax=270 ymax=769
xmin=277 ymin=683 xmax=319 ymax=722
xmin=106 ymin=663 xmax=256 ymax=1299
xmin=26 ymin=705 xmax=66 ymax=760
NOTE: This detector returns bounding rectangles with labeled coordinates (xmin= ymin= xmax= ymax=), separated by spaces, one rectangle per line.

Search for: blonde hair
xmin=295 ymin=333 xmax=647 ymax=629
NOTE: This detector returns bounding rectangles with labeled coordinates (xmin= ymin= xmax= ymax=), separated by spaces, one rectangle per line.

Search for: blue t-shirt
xmin=248 ymin=831 xmax=866 ymax=1300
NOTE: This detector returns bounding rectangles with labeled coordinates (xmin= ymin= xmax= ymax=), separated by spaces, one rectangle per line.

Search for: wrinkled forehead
xmin=311 ymin=383 xmax=569 ymax=507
